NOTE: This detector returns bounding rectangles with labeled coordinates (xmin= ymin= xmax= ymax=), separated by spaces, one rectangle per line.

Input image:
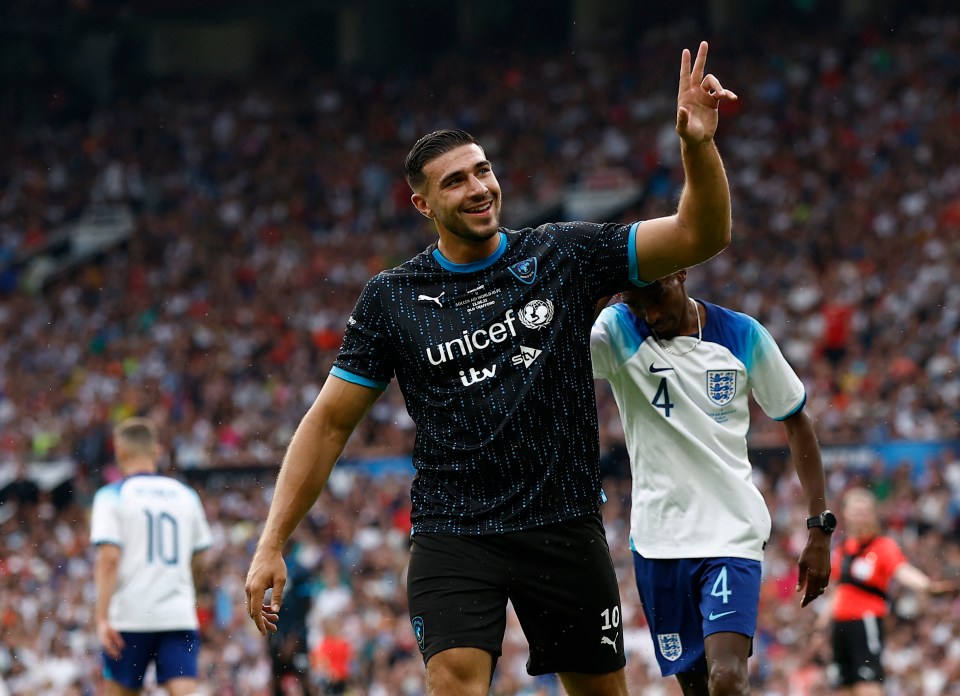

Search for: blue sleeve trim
xmin=702 ymin=303 xmax=754 ymax=369
xmin=94 ymin=540 xmax=122 ymax=548
xmin=774 ymin=394 xmax=807 ymax=421
xmin=627 ymin=222 xmax=653 ymax=287
xmin=329 ymin=366 xmax=389 ymax=390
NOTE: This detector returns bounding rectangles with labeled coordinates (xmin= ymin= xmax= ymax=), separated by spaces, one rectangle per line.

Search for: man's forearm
xmin=256 ymin=376 xmax=380 ymax=558
xmin=191 ymin=551 xmax=207 ymax=593
xmin=256 ymin=405 xmax=347 ymax=553
xmin=94 ymin=552 xmax=118 ymax=624
xmin=895 ymin=563 xmax=934 ymax=593
xmin=784 ymin=411 xmax=827 ymax=515
xmin=676 ymin=139 xmax=732 ymax=263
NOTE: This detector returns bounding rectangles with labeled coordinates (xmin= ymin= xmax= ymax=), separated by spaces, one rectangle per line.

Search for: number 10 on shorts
xmin=601 ymin=606 xmax=621 ymax=630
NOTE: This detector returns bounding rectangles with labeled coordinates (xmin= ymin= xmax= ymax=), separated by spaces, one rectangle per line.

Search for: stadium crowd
xmin=3 ymin=455 xmax=960 ymax=694
xmin=2 ymin=7 xmax=960 ymax=695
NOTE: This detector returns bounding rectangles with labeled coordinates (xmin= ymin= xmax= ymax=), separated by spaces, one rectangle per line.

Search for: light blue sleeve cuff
xmin=329 ymin=366 xmax=389 ymax=390
xmin=627 ymin=222 xmax=653 ymax=287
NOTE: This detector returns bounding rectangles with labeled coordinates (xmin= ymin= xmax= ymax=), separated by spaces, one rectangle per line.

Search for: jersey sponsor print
xmin=333 ymin=222 xmax=644 ymax=534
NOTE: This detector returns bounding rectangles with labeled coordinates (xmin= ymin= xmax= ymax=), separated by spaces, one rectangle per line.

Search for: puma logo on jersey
xmin=418 ymin=292 xmax=444 ymax=307
xmin=600 ymin=633 xmax=618 ymax=653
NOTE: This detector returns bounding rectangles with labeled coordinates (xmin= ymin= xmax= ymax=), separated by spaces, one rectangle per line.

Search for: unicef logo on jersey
xmin=519 ymin=299 xmax=554 ymax=330
xmin=706 ymin=369 xmax=737 ymax=406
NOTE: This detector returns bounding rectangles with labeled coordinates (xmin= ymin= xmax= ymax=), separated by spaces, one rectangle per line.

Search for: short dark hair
xmin=404 ymin=129 xmax=479 ymax=191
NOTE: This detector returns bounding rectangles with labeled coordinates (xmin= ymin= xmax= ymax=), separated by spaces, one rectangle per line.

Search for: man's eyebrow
xmin=439 ymin=160 xmax=491 ymax=187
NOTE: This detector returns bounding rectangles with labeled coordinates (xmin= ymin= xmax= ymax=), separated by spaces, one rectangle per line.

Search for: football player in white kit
xmin=91 ymin=418 xmax=212 ymax=695
xmin=591 ymin=270 xmax=833 ymax=696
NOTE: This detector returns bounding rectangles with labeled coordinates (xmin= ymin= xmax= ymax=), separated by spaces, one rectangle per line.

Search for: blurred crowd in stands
xmin=1 ymin=7 xmax=960 ymax=695
xmin=4 ymin=455 xmax=960 ymax=694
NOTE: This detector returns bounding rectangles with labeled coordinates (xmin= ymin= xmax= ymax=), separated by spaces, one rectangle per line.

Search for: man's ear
xmin=411 ymin=193 xmax=433 ymax=219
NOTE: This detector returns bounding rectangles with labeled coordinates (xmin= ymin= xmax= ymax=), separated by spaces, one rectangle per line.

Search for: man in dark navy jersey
xmin=247 ymin=41 xmax=737 ymax=696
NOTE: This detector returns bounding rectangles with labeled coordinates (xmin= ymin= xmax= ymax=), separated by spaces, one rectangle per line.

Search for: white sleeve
xmin=89 ymin=486 xmax=122 ymax=547
xmin=191 ymin=490 xmax=213 ymax=552
xmin=590 ymin=311 xmax=616 ymax=380
xmin=748 ymin=321 xmax=806 ymax=420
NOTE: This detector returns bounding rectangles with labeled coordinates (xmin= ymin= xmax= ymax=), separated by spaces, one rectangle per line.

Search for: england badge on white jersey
xmin=706 ymin=369 xmax=737 ymax=406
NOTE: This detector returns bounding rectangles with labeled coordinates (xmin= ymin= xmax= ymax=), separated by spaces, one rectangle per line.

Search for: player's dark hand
xmin=796 ymin=531 xmax=832 ymax=607
xmin=676 ymin=41 xmax=738 ymax=145
xmin=244 ymin=545 xmax=287 ymax=635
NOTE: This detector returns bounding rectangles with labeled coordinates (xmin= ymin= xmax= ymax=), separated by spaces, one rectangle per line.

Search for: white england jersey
xmin=591 ymin=300 xmax=805 ymax=561
xmin=90 ymin=473 xmax=212 ymax=631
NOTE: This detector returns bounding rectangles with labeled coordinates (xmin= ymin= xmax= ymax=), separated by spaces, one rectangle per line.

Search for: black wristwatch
xmin=806 ymin=510 xmax=837 ymax=535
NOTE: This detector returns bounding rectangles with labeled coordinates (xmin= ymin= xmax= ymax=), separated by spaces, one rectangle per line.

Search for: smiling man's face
xmin=411 ymin=143 xmax=502 ymax=245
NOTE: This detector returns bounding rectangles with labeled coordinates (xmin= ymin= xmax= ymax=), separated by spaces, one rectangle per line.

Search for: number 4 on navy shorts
xmin=632 ymin=553 xmax=761 ymax=676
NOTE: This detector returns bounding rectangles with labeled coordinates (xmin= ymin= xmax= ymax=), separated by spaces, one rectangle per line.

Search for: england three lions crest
xmin=657 ymin=633 xmax=682 ymax=662
xmin=706 ymin=370 xmax=737 ymax=406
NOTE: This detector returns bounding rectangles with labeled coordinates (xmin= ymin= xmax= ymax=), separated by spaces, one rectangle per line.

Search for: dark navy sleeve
xmin=331 ymin=275 xmax=393 ymax=390
xmin=551 ymin=221 xmax=648 ymax=299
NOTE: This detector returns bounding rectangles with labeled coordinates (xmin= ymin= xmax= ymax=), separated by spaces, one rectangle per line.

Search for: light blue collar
xmin=432 ymin=231 xmax=507 ymax=273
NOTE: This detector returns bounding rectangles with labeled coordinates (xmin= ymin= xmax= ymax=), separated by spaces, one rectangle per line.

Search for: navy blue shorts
xmin=102 ymin=630 xmax=200 ymax=688
xmin=632 ymin=553 xmax=760 ymax=676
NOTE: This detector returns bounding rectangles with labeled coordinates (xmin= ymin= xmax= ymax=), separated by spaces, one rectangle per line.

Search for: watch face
xmin=821 ymin=511 xmax=837 ymax=533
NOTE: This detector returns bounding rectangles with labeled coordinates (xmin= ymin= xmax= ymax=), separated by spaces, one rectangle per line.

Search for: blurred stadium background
xmin=1 ymin=0 xmax=959 ymax=693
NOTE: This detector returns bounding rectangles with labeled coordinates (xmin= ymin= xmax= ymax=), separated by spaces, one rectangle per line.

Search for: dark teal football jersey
xmin=332 ymin=221 xmax=645 ymax=533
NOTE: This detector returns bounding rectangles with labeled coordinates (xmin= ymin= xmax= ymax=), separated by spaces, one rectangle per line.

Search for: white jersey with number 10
xmin=90 ymin=473 xmax=212 ymax=631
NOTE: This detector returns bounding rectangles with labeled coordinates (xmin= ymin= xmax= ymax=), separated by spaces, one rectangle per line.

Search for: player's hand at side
xmin=796 ymin=532 xmax=832 ymax=608
xmin=244 ymin=545 xmax=286 ymax=635
xmin=97 ymin=619 xmax=126 ymax=659
xmin=676 ymin=40 xmax=738 ymax=145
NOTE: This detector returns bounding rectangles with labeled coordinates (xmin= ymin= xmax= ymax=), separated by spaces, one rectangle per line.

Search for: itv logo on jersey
xmin=459 ymin=365 xmax=497 ymax=386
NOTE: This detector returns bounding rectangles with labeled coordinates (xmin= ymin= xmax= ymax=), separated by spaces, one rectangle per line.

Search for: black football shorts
xmin=830 ymin=615 xmax=885 ymax=686
xmin=406 ymin=512 xmax=626 ymax=676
